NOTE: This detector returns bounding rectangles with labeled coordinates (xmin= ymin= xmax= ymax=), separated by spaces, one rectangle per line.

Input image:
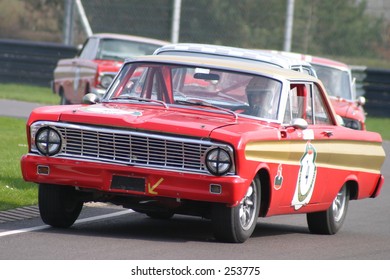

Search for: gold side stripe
xmin=245 ymin=140 xmax=386 ymax=174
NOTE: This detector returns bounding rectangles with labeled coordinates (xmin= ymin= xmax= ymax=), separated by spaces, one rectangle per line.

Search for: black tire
xmin=38 ymin=184 xmax=83 ymax=228
xmin=60 ymin=89 xmax=70 ymax=105
xmin=307 ymin=185 xmax=349 ymax=235
xmin=212 ymin=176 xmax=261 ymax=243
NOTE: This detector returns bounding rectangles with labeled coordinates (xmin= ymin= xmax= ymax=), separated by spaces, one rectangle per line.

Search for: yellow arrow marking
xmin=148 ymin=178 xmax=164 ymax=195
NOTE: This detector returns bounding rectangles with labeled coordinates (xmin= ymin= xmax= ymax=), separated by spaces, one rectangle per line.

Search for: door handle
xmin=322 ymin=130 xmax=333 ymax=137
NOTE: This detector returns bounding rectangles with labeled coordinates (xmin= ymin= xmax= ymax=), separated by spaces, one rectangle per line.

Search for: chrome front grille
xmin=31 ymin=122 xmax=233 ymax=174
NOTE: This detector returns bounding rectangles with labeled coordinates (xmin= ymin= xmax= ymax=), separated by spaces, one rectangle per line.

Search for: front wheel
xmin=212 ymin=177 xmax=261 ymax=243
xmin=39 ymin=184 xmax=83 ymax=228
xmin=60 ymin=90 xmax=70 ymax=105
xmin=307 ymin=185 xmax=350 ymax=235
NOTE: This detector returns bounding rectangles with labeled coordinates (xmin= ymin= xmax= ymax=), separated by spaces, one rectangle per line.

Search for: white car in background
xmin=155 ymin=44 xmax=366 ymax=130
xmin=53 ymin=33 xmax=168 ymax=105
xmin=154 ymin=43 xmax=318 ymax=77
xmin=267 ymin=51 xmax=366 ymax=130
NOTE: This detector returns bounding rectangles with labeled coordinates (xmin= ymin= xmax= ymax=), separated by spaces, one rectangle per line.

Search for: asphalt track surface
xmin=0 ymin=99 xmax=389 ymax=261
xmin=0 ymin=99 xmax=43 ymax=119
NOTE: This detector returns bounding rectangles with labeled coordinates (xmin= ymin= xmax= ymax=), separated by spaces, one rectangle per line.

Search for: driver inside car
xmin=244 ymin=76 xmax=277 ymax=118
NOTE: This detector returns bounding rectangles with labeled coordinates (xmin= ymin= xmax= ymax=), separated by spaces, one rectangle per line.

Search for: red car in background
xmin=52 ymin=33 xmax=168 ymax=105
xmin=268 ymin=51 xmax=366 ymax=130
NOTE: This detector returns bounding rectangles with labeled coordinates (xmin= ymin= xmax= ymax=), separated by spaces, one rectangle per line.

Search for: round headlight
xmin=205 ymin=147 xmax=232 ymax=176
xmin=100 ymin=75 xmax=113 ymax=89
xmin=36 ymin=127 xmax=62 ymax=156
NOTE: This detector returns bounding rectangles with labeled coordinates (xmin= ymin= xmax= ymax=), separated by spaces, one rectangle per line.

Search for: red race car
xmin=22 ymin=55 xmax=385 ymax=243
xmin=306 ymin=56 xmax=366 ymax=130
xmin=52 ymin=33 xmax=168 ymax=105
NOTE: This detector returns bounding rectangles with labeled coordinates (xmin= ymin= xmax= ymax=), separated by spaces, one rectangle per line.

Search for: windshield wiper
xmin=176 ymin=98 xmax=237 ymax=120
xmin=110 ymin=96 xmax=168 ymax=108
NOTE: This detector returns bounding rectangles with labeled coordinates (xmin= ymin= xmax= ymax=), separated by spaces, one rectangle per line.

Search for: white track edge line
xmin=0 ymin=209 xmax=134 ymax=237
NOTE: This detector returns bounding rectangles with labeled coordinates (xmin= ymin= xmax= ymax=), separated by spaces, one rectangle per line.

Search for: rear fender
xmin=371 ymin=175 xmax=385 ymax=198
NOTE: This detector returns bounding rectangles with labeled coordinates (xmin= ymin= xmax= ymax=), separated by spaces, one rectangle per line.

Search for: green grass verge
xmin=0 ymin=117 xmax=37 ymax=211
xmin=366 ymin=118 xmax=390 ymax=141
xmin=0 ymin=83 xmax=59 ymax=105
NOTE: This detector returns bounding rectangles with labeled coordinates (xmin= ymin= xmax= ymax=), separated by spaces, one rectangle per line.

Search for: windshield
xmin=312 ymin=64 xmax=352 ymax=100
xmin=105 ymin=62 xmax=282 ymax=120
xmin=96 ymin=39 xmax=162 ymax=61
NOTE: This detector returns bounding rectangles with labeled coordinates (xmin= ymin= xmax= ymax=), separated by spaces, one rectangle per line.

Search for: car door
xmin=277 ymin=82 xmax=334 ymax=211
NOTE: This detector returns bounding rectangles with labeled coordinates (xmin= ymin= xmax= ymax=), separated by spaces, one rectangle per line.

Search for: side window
xmin=284 ymin=83 xmax=332 ymax=125
xmin=302 ymin=66 xmax=316 ymax=77
xmin=290 ymin=65 xmax=316 ymax=78
xmin=79 ymin=38 xmax=99 ymax=59
xmin=312 ymin=84 xmax=332 ymax=125
xmin=285 ymin=84 xmax=313 ymax=124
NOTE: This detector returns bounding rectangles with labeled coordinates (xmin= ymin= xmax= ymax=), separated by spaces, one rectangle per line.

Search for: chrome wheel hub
xmin=239 ymin=183 xmax=257 ymax=230
xmin=332 ymin=187 xmax=347 ymax=222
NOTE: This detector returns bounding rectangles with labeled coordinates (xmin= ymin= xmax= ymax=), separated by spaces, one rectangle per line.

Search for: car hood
xmin=330 ymin=97 xmax=365 ymax=121
xmin=28 ymin=103 xmax=255 ymax=139
xmin=28 ymin=103 xmax=278 ymax=142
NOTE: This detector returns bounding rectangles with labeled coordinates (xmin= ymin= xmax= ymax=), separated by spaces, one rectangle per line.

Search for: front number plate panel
xmin=110 ymin=175 xmax=145 ymax=192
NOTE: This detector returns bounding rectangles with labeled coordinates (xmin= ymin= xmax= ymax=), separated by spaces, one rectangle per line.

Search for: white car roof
xmin=128 ymin=55 xmax=320 ymax=84
xmin=154 ymin=43 xmax=314 ymax=71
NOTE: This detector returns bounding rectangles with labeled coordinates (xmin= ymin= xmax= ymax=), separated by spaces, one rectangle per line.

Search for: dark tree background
xmin=0 ymin=0 xmax=388 ymax=63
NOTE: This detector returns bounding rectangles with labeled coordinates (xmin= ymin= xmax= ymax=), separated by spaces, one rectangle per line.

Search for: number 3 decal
xmin=291 ymin=141 xmax=317 ymax=210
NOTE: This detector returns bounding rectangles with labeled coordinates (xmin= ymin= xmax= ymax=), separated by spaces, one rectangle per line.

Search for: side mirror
xmin=356 ymin=96 xmax=366 ymax=106
xmin=336 ymin=115 xmax=345 ymax=126
xmin=291 ymin=118 xmax=308 ymax=130
xmin=75 ymin=44 xmax=83 ymax=57
xmin=82 ymin=93 xmax=100 ymax=104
